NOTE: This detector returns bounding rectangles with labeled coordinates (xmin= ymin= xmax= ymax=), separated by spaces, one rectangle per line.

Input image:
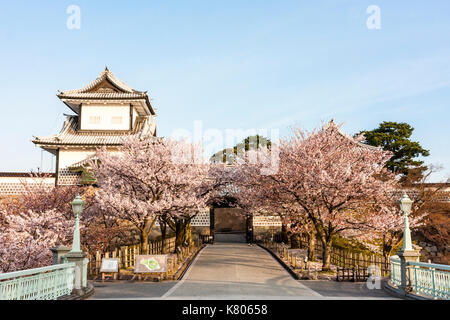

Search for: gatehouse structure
xmin=32 ymin=67 xmax=157 ymax=186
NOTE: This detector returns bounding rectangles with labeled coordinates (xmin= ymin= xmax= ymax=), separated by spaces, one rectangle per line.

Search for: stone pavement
xmin=90 ymin=243 xmax=398 ymax=300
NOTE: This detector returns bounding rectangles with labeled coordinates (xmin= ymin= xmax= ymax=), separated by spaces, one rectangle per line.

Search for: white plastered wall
xmin=80 ymin=104 xmax=130 ymax=130
xmin=132 ymin=106 xmax=137 ymax=128
xmin=57 ymin=148 xmax=121 ymax=185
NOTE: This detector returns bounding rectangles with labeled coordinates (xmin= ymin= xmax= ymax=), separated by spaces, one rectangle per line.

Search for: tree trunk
xmin=382 ymin=243 xmax=393 ymax=276
xmin=382 ymin=235 xmax=395 ymax=275
xmin=321 ymin=239 xmax=333 ymax=271
xmin=175 ymin=220 xmax=187 ymax=251
xmin=382 ymin=235 xmax=393 ymax=261
xmin=307 ymin=231 xmax=316 ymax=261
xmin=184 ymin=220 xmax=193 ymax=246
xmin=160 ymin=219 xmax=167 ymax=253
xmin=140 ymin=217 xmax=157 ymax=255
xmin=281 ymin=224 xmax=289 ymax=244
xmin=290 ymin=234 xmax=300 ymax=249
xmin=141 ymin=229 xmax=150 ymax=255
xmin=382 ymin=249 xmax=391 ymax=262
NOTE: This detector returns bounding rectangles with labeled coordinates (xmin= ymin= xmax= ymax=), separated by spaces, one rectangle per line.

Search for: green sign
xmin=134 ymin=255 xmax=168 ymax=273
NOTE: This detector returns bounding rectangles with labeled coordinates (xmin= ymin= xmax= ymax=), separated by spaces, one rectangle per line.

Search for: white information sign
xmin=100 ymin=258 xmax=119 ymax=273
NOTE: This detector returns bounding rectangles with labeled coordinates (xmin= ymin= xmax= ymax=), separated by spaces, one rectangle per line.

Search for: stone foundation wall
xmin=0 ymin=175 xmax=55 ymax=196
xmin=192 ymin=226 xmax=210 ymax=235
xmin=252 ymin=215 xmax=282 ymax=241
xmin=253 ymin=226 xmax=282 ymax=242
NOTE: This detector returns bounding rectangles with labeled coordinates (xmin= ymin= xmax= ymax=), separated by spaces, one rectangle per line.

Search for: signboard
xmin=134 ymin=255 xmax=168 ymax=273
xmin=100 ymin=258 xmax=119 ymax=273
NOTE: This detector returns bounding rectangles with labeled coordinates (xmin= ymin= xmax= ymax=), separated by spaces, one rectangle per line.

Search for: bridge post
xmin=50 ymin=245 xmax=71 ymax=265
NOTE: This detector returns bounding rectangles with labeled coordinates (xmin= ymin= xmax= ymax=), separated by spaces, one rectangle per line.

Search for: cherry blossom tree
xmin=1 ymin=174 xmax=82 ymax=219
xmin=283 ymin=207 xmax=317 ymax=260
xmin=167 ymin=162 xmax=240 ymax=247
xmin=260 ymin=122 xmax=398 ymax=270
xmin=0 ymin=177 xmax=89 ymax=273
xmin=352 ymin=192 xmax=427 ymax=261
xmin=93 ymin=136 xmax=211 ymax=253
xmin=232 ymin=153 xmax=319 ymax=259
xmin=0 ymin=208 xmax=72 ymax=273
xmin=0 ymin=174 xmax=129 ymax=272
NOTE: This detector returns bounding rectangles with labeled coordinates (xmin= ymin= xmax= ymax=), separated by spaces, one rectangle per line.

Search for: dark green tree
xmin=210 ymin=135 xmax=271 ymax=164
xmin=361 ymin=121 xmax=430 ymax=177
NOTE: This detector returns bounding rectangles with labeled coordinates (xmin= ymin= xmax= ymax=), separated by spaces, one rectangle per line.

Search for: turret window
xmin=111 ymin=116 xmax=123 ymax=124
xmin=89 ymin=116 xmax=101 ymax=124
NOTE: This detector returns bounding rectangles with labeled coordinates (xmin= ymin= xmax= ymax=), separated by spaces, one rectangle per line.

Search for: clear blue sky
xmin=0 ymin=1 xmax=449 ymax=181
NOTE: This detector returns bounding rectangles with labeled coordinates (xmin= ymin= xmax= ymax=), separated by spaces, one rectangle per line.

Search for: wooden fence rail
xmin=273 ymin=235 xmax=390 ymax=277
xmin=336 ymin=267 xmax=370 ymax=282
xmin=199 ymin=234 xmax=214 ymax=244
xmin=329 ymin=247 xmax=390 ymax=277
xmin=264 ymin=241 xmax=309 ymax=273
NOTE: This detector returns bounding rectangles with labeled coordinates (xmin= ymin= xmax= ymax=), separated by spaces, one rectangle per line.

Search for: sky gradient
xmin=0 ymin=1 xmax=449 ymax=181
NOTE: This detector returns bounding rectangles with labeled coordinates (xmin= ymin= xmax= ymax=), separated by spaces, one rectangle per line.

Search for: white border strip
xmin=160 ymin=245 xmax=208 ymax=299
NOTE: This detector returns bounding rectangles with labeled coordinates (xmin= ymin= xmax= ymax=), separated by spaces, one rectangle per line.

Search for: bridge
xmin=90 ymin=242 xmax=396 ymax=300
xmin=1 ymin=194 xmax=449 ymax=300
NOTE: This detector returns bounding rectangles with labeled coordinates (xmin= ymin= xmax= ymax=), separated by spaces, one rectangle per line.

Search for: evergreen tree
xmin=210 ymin=135 xmax=271 ymax=164
xmin=361 ymin=121 xmax=429 ymax=177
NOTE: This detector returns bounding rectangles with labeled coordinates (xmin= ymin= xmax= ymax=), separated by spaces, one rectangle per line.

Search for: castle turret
xmin=32 ymin=68 xmax=157 ymax=185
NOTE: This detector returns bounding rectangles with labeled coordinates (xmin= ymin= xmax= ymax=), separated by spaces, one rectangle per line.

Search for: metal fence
xmin=389 ymin=256 xmax=402 ymax=287
xmin=389 ymin=256 xmax=450 ymax=300
xmin=0 ymin=263 xmax=75 ymax=300
xmin=408 ymin=261 xmax=450 ymax=299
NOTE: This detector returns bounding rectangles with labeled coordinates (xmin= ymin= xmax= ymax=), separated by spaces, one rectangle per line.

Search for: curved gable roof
xmin=59 ymin=67 xmax=137 ymax=94
xmin=57 ymin=67 xmax=156 ymax=115
xmin=324 ymin=119 xmax=380 ymax=151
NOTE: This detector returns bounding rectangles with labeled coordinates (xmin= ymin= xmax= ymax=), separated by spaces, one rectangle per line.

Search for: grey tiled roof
xmin=32 ymin=115 xmax=153 ymax=147
xmin=59 ymin=67 xmax=139 ymax=94
xmin=0 ymin=172 xmax=55 ymax=178
xmin=68 ymin=155 xmax=99 ymax=169
xmin=57 ymin=92 xmax=147 ymax=99
xmin=324 ymin=120 xmax=380 ymax=151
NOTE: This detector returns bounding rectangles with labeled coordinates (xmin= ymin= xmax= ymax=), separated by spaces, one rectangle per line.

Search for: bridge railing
xmin=0 ymin=263 xmax=75 ymax=300
xmin=408 ymin=261 xmax=450 ymax=299
xmin=389 ymin=256 xmax=402 ymax=287
xmin=389 ymin=256 xmax=450 ymax=300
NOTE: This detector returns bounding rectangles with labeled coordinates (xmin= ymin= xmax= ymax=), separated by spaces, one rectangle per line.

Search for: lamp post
xmin=69 ymin=194 xmax=84 ymax=253
xmin=396 ymin=191 xmax=420 ymax=295
xmin=398 ymin=192 xmax=413 ymax=251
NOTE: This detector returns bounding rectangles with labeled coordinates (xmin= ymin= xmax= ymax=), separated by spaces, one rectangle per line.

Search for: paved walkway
xmin=163 ymin=243 xmax=322 ymax=299
xmin=90 ymin=243 xmax=398 ymax=300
